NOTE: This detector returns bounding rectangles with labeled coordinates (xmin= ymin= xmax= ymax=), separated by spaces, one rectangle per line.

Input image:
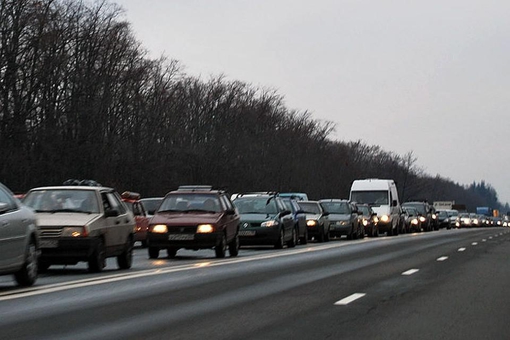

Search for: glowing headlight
xmin=373 ymin=216 xmax=379 ymax=223
xmin=380 ymin=215 xmax=389 ymax=223
xmin=419 ymin=216 xmax=426 ymax=222
xmin=411 ymin=218 xmax=419 ymax=225
xmin=432 ymin=214 xmax=437 ymax=219
xmin=362 ymin=219 xmax=368 ymax=226
xmin=151 ymin=224 xmax=168 ymax=233
xmin=62 ymin=227 xmax=87 ymax=237
xmin=472 ymin=219 xmax=478 ymax=225
xmin=307 ymin=220 xmax=318 ymax=227
xmin=261 ymin=220 xmax=279 ymax=227
xmin=197 ymin=224 xmax=214 ymax=233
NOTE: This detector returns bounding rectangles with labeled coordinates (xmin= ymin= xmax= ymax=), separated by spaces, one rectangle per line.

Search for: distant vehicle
xmin=320 ymin=199 xmax=363 ymax=239
xmin=349 ymin=179 xmax=401 ymax=236
xmin=279 ymin=193 xmax=309 ymax=201
xmin=23 ymin=183 xmax=135 ymax=272
xmin=401 ymin=206 xmax=421 ymax=233
xmin=435 ymin=210 xmax=450 ymax=229
xmin=402 ymin=201 xmax=434 ymax=232
xmin=446 ymin=209 xmax=460 ymax=228
xmin=147 ymin=186 xmax=240 ymax=259
xmin=122 ymin=191 xmax=151 ymax=247
xmin=139 ymin=197 xmax=164 ymax=217
xmin=459 ymin=213 xmax=471 ymax=228
xmin=233 ymin=193 xmax=296 ymax=249
xmin=281 ymin=198 xmax=308 ymax=244
xmin=0 ymin=182 xmax=39 ymax=286
xmin=356 ymin=203 xmax=379 ymax=237
xmin=297 ymin=201 xmax=330 ymax=242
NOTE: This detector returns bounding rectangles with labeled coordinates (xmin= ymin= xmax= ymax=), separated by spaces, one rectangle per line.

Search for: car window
xmin=160 ymin=194 xmax=221 ymax=213
xmin=298 ymin=202 xmax=321 ymax=214
xmin=321 ymin=202 xmax=350 ymax=214
xmin=0 ymin=186 xmax=17 ymax=211
xmin=233 ymin=197 xmax=278 ymax=214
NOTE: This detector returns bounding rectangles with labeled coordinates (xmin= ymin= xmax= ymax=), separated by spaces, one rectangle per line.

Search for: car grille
xmin=168 ymin=226 xmax=197 ymax=234
xmin=39 ymin=226 xmax=63 ymax=238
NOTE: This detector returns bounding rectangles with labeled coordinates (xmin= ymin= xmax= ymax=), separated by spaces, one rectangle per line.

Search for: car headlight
xmin=62 ymin=227 xmax=88 ymax=237
xmin=432 ymin=214 xmax=437 ymax=219
xmin=380 ymin=215 xmax=389 ymax=223
xmin=261 ymin=220 xmax=279 ymax=228
xmin=419 ymin=216 xmax=426 ymax=222
xmin=362 ymin=219 xmax=368 ymax=226
xmin=307 ymin=220 xmax=318 ymax=227
xmin=411 ymin=218 xmax=418 ymax=225
xmin=151 ymin=224 xmax=168 ymax=233
xmin=197 ymin=224 xmax=214 ymax=233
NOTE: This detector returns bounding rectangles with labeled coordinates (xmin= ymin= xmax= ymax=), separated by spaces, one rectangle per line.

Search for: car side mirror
xmin=225 ymin=209 xmax=236 ymax=215
xmin=322 ymin=211 xmax=330 ymax=216
xmin=105 ymin=209 xmax=119 ymax=217
xmin=0 ymin=202 xmax=8 ymax=214
xmin=392 ymin=200 xmax=398 ymax=207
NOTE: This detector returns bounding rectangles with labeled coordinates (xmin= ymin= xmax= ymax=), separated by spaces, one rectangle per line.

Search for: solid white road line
xmin=402 ymin=269 xmax=419 ymax=276
xmin=334 ymin=293 xmax=366 ymax=305
xmin=437 ymin=256 xmax=448 ymax=262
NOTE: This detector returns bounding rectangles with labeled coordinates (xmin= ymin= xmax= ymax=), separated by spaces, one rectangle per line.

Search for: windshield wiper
xmin=157 ymin=209 xmax=182 ymax=213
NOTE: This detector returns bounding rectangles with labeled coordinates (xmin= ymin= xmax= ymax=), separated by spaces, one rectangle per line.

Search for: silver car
xmin=0 ymin=182 xmax=39 ymax=286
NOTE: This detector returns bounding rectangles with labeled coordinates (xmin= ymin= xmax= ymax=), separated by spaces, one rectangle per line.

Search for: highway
xmin=1 ymin=228 xmax=510 ymax=340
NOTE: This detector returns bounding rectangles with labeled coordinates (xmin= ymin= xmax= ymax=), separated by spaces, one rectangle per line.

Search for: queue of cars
xmin=1 ymin=178 xmax=506 ymax=287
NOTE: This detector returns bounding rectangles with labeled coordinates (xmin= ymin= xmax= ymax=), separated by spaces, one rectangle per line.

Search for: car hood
xmin=151 ymin=212 xmax=222 ymax=226
xmin=304 ymin=213 xmax=321 ymax=220
xmin=239 ymin=213 xmax=278 ymax=222
xmin=327 ymin=213 xmax=351 ymax=221
xmin=371 ymin=206 xmax=391 ymax=216
xmin=36 ymin=213 xmax=101 ymax=227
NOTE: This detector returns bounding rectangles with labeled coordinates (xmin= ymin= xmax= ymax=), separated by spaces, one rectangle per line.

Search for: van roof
xmin=351 ymin=179 xmax=396 ymax=191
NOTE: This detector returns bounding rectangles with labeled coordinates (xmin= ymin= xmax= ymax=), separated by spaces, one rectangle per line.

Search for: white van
xmin=349 ymin=179 xmax=401 ymax=236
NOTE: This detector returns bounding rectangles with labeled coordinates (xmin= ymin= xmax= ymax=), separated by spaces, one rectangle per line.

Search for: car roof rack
xmin=177 ymin=185 xmax=213 ymax=191
xmin=235 ymin=191 xmax=279 ymax=198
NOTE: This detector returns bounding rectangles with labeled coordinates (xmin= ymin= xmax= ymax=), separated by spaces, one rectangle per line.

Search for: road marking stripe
xmin=458 ymin=248 xmax=466 ymax=252
xmin=489 ymin=237 xmax=493 ymax=239
xmin=402 ymin=269 xmax=419 ymax=276
xmin=482 ymin=239 xmax=487 ymax=242
xmin=472 ymin=242 xmax=478 ymax=245
xmin=334 ymin=293 xmax=366 ymax=305
xmin=437 ymin=256 xmax=448 ymax=261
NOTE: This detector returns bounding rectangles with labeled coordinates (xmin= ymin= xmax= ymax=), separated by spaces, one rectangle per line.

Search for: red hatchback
xmin=122 ymin=192 xmax=151 ymax=247
xmin=147 ymin=186 xmax=240 ymax=259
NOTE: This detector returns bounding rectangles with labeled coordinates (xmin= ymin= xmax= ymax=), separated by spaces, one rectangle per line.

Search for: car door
xmin=0 ymin=186 xmax=26 ymax=269
xmin=220 ymin=195 xmax=239 ymax=242
xmin=277 ymin=199 xmax=294 ymax=238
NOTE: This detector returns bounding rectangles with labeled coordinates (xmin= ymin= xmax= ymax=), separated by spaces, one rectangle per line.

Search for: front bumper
xmin=148 ymin=232 xmax=222 ymax=250
xmin=238 ymin=228 xmax=280 ymax=245
xmin=39 ymin=237 xmax=99 ymax=264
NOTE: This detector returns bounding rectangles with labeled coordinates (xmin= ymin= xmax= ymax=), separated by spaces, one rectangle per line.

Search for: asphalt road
xmin=1 ymin=228 xmax=510 ymax=340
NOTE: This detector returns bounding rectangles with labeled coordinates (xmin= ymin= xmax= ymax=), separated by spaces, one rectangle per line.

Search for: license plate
xmin=239 ymin=230 xmax=256 ymax=236
xmin=168 ymin=234 xmax=194 ymax=241
xmin=40 ymin=239 xmax=58 ymax=248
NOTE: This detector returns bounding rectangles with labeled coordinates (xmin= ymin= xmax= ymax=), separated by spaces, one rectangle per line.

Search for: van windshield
xmin=351 ymin=191 xmax=388 ymax=206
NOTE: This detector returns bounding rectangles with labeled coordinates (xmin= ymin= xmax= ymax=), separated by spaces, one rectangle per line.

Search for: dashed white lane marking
xmin=458 ymin=248 xmax=466 ymax=252
xmin=402 ymin=269 xmax=420 ymax=276
xmin=482 ymin=239 xmax=487 ymax=242
xmin=472 ymin=242 xmax=478 ymax=246
xmin=437 ymin=256 xmax=448 ymax=262
xmin=489 ymin=237 xmax=493 ymax=239
xmin=334 ymin=293 xmax=366 ymax=305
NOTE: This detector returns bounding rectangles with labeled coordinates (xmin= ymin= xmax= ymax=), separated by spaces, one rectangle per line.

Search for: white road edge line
xmin=334 ymin=293 xmax=366 ymax=305
xmin=437 ymin=256 xmax=448 ymax=261
xmin=402 ymin=269 xmax=419 ymax=276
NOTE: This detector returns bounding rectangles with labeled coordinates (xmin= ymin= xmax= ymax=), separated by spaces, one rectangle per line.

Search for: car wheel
xmin=117 ymin=238 xmax=133 ymax=270
xmin=317 ymin=227 xmax=325 ymax=243
xmin=167 ymin=248 xmax=177 ymax=258
xmin=359 ymin=226 xmax=365 ymax=239
xmin=88 ymin=238 xmax=105 ymax=273
xmin=275 ymin=229 xmax=285 ymax=249
xmin=228 ymin=233 xmax=239 ymax=257
xmin=141 ymin=239 xmax=148 ymax=248
xmin=352 ymin=225 xmax=358 ymax=239
xmin=300 ymin=229 xmax=308 ymax=245
xmin=148 ymin=247 xmax=160 ymax=259
xmin=14 ymin=239 xmax=38 ymax=287
xmin=287 ymin=228 xmax=297 ymax=248
xmin=215 ymin=234 xmax=227 ymax=258
xmin=38 ymin=261 xmax=51 ymax=273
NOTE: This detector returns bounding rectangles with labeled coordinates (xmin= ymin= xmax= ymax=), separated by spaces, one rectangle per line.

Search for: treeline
xmin=0 ymin=0 xmax=503 ymax=212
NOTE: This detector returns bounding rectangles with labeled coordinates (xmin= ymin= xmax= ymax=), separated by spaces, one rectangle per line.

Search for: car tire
xmin=148 ymin=247 xmax=160 ymax=259
xmin=352 ymin=225 xmax=358 ymax=239
xmin=167 ymin=248 xmax=177 ymax=258
xmin=300 ymin=229 xmax=308 ymax=245
xmin=14 ymin=239 xmax=38 ymax=287
xmin=359 ymin=226 xmax=365 ymax=239
xmin=88 ymin=238 xmax=106 ymax=273
xmin=275 ymin=229 xmax=285 ymax=249
xmin=141 ymin=239 xmax=148 ymax=248
xmin=215 ymin=234 xmax=227 ymax=258
xmin=228 ymin=233 xmax=239 ymax=257
xmin=117 ymin=238 xmax=133 ymax=270
xmin=38 ymin=261 xmax=51 ymax=273
xmin=287 ymin=228 xmax=297 ymax=248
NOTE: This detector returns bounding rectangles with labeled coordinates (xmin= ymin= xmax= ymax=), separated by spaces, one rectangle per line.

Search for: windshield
xmin=358 ymin=206 xmax=370 ymax=215
xmin=321 ymin=201 xmax=350 ymax=214
xmin=350 ymin=191 xmax=388 ymax=205
xmin=23 ymin=189 xmax=100 ymax=213
xmin=159 ymin=194 xmax=221 ymax=213
xmin=403 ymin=203 xmax=427 ymax=214
xmin=140 ymin=198 xmax=163 ymax=214
xmin=233 ymin=196 xmax=278 ymax=214
xmin=298 ymin=202 xmax=321 ymax=214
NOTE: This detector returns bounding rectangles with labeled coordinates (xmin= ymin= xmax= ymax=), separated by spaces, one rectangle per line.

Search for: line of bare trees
xmin=0 ymin=0 xmax=503 ymax=212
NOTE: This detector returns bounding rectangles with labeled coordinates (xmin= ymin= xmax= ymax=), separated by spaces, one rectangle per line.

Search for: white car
xmin=0 ymin=182 xmax=39 ymax=286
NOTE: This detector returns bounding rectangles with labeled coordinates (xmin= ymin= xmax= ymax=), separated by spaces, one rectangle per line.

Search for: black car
xmin=233 ymin=193 xmax=296 ymax=249
xmin=402 ymin=201 xmax=433 ymax=232
xmin=297 ymin=201 xmax=330 ymax=242
xmin=320 ymin=199 xmax=363 ymax=240
xmin=356 ymin=203 xmax=379 ymax=237
xmin=282 ymin=198 xmax=307 ymax=244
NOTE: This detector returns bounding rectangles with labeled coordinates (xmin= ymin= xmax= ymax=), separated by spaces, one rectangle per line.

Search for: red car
xmin=122 ymin=192 xmax=151 ymax=247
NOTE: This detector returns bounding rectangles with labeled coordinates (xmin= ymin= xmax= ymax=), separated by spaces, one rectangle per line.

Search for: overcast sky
xmin=113 ymin=0 xmax=510 ymax=204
